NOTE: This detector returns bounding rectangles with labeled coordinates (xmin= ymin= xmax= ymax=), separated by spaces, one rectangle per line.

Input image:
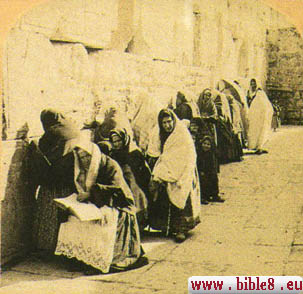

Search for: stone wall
xmin=266 ymin=27 xmax=303 ymax=124
xmin=1 ymin=140 xmax=35 ymax=265
xmin=0 ymin=0 xmax=293 ymax=265
xmin=2 ymin=0 xmax=291 ymax=138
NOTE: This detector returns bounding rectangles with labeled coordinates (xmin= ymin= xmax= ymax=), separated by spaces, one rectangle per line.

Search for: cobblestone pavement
xmin=1 ymin=126 xmax=303 ymax=294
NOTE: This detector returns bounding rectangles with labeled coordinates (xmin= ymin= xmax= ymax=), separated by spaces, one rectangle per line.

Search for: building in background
xmin=266 ymin=27 xmax=303 ymax=125
xmin=1 ymin=0 xmax=301 ymax=265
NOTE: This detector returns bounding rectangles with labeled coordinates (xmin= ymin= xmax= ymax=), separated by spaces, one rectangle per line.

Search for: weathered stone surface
xmin=2 ymin=0 xmax=293 ymax=138
xmin=1 ymin=140 xmax=35 ymax=265
xmin=133 ymin=0 xmax=194 ymax=64
xmin=19 ymin=0 xmax=120 ymax=49
xmin=266 ymin=27 xmax=303 ymax=124
xmin=3 ymin=29 xmax=95 ymax=138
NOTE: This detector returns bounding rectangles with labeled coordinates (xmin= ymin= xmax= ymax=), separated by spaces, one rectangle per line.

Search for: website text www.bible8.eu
xmin=188 ymin=276 xmax=303 ymax=294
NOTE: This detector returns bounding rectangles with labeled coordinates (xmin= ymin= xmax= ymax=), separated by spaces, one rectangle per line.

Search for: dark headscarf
xmin=158 ymin=108 xmax=176 ymax=152
xmin=40 ymin=109 xmax=79 ymax=138
xmin=247 ymin=78 xmax=262 ymax=107
xmin=176 ymin=91 xmax=187 ymax=107
xmin=197 ymin=135 xmax=218 ymax=174
xmin=250 ymin=78 xmax=257 ymax=85
xmin=200 ymin=135 xmax=214 ymax=150
xmin=109 ymin=128 xmax=131 ymax=165
xmin=39 ymin=109 xmax=79 ymax=155
xmin=40 ymin=109 xmax=63 ymax=132
xmin=197 ymin=88 xmax=217 ymax=118
xmin=190 ymin=117 xmax=202 ymax=128
xmin=109 ymin=128 xmax=130 ymax=150
xmin=199 ymin=88 xmax=212 ymax=101
xmin=175 ymin=91 xmax=194 ymax=120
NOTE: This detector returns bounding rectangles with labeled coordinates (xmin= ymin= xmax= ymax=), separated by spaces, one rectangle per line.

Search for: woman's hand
xmin=149 ymin=180 xmax=159 ymax=202
xmin=77 ymin=192 xmax=90 ymax=202
xmin=149 ymin=177 xmax=165 ymax=202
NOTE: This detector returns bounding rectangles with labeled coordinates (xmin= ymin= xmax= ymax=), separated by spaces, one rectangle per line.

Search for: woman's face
xmin=111 ymin=134 xmax=123 ymax=150
xmin=204 ymin=91 xmax=211 ymax=100
xmin=201 ymin=139 xmax=211 ymax=152
xmin=162 ymin=116 xmax=174 ymax=133
xmin=190 ymin=122 xmax=199 ymax=134
xmin=250 ymin=80 xmax=257 ymax=92
xmin=176 ymin=96 xmax=183 ymax=107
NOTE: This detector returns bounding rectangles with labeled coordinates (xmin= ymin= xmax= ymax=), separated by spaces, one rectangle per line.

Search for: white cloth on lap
xmin=55 ymin=206 xmax=119 ymax=273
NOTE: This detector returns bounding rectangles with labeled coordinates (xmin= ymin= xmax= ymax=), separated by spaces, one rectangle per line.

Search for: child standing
xmin=197 ymin=136 xmax=225 ymax=203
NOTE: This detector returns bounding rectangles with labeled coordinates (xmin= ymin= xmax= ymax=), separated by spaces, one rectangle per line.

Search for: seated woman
xmin=28 ymin=109 xmax=147 ymax=275
xmin=109 ymin=128 xmax=151 ymax=232
xmin=147 ymin=109 xmax=200 ymax=243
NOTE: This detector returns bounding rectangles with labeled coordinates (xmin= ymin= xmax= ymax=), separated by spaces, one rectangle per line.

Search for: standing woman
xmin=147 ymin=109 xmax=200 ymax=243
xmin=196 ymin=136 xmax=223 ymax=203
xmin=197 ymin=88 xmax=218 ymax=144
xmin=247 ymin=79 xmax=274 ymax=154
xmin=271 ymin=99 xmax=281 ymax=131
xmin=109 ymin=128 xmax=150 ymax=232
xmin=174 ymin=91 xmax=200 ymax=121
xmin=28 ymin=109 xmax=147 ymax=274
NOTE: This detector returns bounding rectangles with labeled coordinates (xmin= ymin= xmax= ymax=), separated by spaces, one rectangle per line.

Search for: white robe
xmin=147 ymin=116 xmax=200 ymax=216
xmin=247 ymin=89 xmax=273 ymax=150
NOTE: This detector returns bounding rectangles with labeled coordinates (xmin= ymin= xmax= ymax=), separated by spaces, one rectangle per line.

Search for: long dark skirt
xmin=121 ymin=164 xmax=148 ymax=232
xmin=33 ymin=185 xmax=73 ymax=253
xmin=200 ymin=173 xmax=219 ymax=201
xmin=148 ymin=186 xmax=200 ymax=235
xmin=216 ymin=122 xmax=242 ymax=163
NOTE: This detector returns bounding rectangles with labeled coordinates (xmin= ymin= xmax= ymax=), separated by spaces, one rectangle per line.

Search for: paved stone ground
xmin=1 ymin=126 xmax=303 ymax=294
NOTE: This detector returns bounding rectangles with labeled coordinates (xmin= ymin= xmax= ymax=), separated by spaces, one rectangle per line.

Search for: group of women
xmin=27 ymin=78 xmax=274 ymax=275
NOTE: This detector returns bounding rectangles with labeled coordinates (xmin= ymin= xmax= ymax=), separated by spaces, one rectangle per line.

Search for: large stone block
xmin=3 ymin=29 xmax=95 ymax=138
xmin=133 ymin=0 xmax=194 ymax=64
xmin=90 ymin=49 xmax=208 ymax=114
xmin=19 ymin=0 xmax=120 ymax=49
xmin=1 ymin=140 xmax=35 ymax=266
xmin=4 ymin=29 xmax=61 ymax=137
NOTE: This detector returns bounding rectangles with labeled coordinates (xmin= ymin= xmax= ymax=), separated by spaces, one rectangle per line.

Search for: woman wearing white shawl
xmin=131 ymin=92 xmax=163 ymax=153
xmin=247 ymin=79 xmax=274 ymax=154
xmin=147 ymin=109 xmax=200 ymax=243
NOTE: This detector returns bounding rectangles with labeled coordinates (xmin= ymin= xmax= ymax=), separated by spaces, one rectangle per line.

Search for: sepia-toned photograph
xmin=1 ymin=0 xmax=303 ymax=293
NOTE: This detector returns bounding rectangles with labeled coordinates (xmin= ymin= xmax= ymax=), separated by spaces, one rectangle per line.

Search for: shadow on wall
xmin=1 ymin=137 xmax=36 ymax=266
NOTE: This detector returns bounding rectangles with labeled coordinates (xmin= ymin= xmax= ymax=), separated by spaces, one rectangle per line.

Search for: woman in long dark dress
xmin=271 ymin=99 xmax=281 ymax=131
xmin=147 ymin=109 xmax=200 ymax=243
xmin=28 ymin=109 xmax=147 ymax=274
xmin=213 ymin=92 xmax=239 ymax=163
xmin=109 ymin=128 xmax=151 ymax=232
xmin=197 ymin=88 xmax=218 ymax=142
xmin=196 ymin=136 xmax=224 ymax=203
